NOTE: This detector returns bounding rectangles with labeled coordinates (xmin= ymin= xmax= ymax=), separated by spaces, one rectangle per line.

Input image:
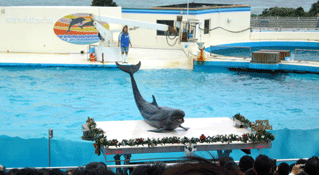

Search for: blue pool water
xmin=1 ymin=67 xmax=319 ymax=167
xmin=206 ymin=41 xmax=319 ymax=61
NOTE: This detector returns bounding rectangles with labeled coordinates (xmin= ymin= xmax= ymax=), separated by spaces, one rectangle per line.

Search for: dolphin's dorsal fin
xmin=151 ymin=95 xmax=158 ymax=106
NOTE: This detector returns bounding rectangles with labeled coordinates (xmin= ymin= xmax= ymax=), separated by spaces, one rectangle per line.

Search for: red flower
xmin=200 ymin=134 xmax=206 ymax=141
xmin=137 ymin=138 xmax=143 ymax=143
xmin=242 ymin=134 xmax=247 ymax=138
xmin=114 ymin=140 xmax=118 ymax=145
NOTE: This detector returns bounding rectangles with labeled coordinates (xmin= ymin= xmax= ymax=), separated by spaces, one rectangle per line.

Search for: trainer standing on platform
xmin=118 ymin=25 xmax=132 ymax=63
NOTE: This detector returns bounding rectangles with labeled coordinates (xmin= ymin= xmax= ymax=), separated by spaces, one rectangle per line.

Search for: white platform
xmin=96 ymin=117 xmax=252 ymax=141
xmin=95 ymin=117 xmax=272 ymax=155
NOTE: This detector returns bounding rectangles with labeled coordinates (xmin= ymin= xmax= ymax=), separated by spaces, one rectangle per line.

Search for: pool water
xmin=1 ymin=67 xmax=319 ymax=167
xmin=207 ymin=41 xmax=319 ymax=61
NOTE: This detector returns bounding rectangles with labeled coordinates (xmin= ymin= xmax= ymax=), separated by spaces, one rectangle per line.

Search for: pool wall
xmin=1 ymin=128 xmax=319 ymax=168
xmin=194 ymin=60 xmax=319 ymax=74
xmin=0 ymin=62 xmax=118 ymax=68
xmin=202 ymin=41 xmax=319 ymax=73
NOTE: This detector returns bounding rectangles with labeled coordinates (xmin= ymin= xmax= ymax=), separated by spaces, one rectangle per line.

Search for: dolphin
xmin=66 ymin=17 xmax=86 ymax=34
xmin=80 ymin=20 xmax=95 ymax=29
xmin=116 ymin=61 xmax=189 ymax=132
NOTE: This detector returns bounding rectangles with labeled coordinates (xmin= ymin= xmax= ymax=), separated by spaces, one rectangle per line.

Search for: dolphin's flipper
xmin=151 ymin=95 xmax=158 ymax=106
xmin=116 ymin=61 xmax=141 ymax=75
xmin=179 ymin=125 xmax=189 ymax=131
xmin=148 ymin=126 xmax=167 ymax=133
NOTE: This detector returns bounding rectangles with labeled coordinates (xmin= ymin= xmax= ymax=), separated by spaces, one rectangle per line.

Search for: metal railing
xmin=251 ymin=17 xmax=319 ymax=31
xmin=294 ymin=49 xmax=319 ymax=62
xmin=209 ymin=46 xmax=252 ymax=58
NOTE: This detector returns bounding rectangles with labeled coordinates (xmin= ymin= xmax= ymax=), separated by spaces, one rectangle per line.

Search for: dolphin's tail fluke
xmin=116 ymin=61 xmax=141 ymax=75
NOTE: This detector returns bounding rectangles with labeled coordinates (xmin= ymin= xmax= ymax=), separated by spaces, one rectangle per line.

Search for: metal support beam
xmin=114 ymin=154 xmax=122 ymax=175
xmin=123 ymin=154 xmax=131 ymax=175
xmin=217 ymin=150 xmax=232 ymax=159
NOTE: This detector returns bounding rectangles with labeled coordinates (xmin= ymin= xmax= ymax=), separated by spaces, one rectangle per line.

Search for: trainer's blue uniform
xmin=118 ymin=32 xmax=130 ymax=53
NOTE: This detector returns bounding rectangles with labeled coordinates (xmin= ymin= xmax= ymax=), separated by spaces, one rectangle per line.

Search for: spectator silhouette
xmin=219 ymin=156 xmax=235 ymax=167
xmin=163 ymin=156 xmax=232 ymax=175
xmin=254 ymin=155 xmax=274 ymax=175
xmin=15 ymin=168 xmax=43 ymax=175
xmin=246 ymin=168 xmax=257 ymax=175
xmin=304 ymin=156 xmax=319 ymax=175
xmin=276 ymin=162 xmax=289 ymax=175
xmin=239 ymin=155 xmax=255 ymax=173
xmin=224 ymin=161 xmax=241 ymax=175
xmin=131 ymin=162 xmax=166 ymax=175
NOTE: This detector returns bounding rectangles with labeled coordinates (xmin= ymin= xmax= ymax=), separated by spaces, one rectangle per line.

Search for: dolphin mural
xmin=116 ymin=61 xmax=189 ymax=132
xmin=66 ymin=17 xmax=86 ymax=34
xmin=80 ymin=20 xmax=95 ymax=29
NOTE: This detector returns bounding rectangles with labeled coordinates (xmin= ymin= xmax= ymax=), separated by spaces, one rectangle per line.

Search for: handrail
xmin=5 ymin=158 xmax=309 ymax=170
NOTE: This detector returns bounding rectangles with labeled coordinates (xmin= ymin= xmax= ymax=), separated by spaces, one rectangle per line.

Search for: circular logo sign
xmin=53 ymin=13 xmax=109 ymax=45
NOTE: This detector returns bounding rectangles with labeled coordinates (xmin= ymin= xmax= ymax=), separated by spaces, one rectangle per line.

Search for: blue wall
xmin=1 ymin=128 xmax=319 ymax=168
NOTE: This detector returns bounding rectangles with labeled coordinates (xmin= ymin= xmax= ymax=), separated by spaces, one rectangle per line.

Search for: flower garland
xmin=85 ymin=115 xmax=275 ymax=156
xmin=233 ymin=113 xmax=255 ymax=128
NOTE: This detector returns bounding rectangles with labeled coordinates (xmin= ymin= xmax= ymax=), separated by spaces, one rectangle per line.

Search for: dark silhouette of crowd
xmin=0 ymin=155 xmax=318 ymax=175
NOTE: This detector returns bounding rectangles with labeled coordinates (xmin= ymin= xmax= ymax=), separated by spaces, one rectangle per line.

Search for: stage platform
xmin=92 ymin=117 xmax=271 ymax=155
xmin=84 ymin=117 xmax=272 ymax=175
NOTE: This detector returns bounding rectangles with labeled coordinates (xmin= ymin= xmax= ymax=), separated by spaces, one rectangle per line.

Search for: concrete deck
xmin=1 ymin=47 xmax=319 ymax=73
xmin=0 ymin=48 xmax=192 ymax=69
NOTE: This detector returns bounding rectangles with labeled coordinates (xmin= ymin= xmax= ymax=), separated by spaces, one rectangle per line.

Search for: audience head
xmin=131 ymin=162 xmax=166 ymax=175
xmin=15 ymin=168 xmax=43 ymax=175
xmin=239 ymin=155 xmax=255 ymax=173
xmin=276 ymin=162 xmax=289 ymax=175
xmin=0 ymin=165 xmax=5 ymax=175
xmin=224 ymin=161 xmax=240 ymax=175
xmin=84 ymin=162 xmax=115 ymax=175
xmin=246 ymin=168 xmax=257 ymax=175
xmin=254 ymin=155 xmax=274 ymax=175
xmin=85 ymin=162 xmax=107 ymax=170
xmin=296 ymin=172 xmax=309 ymax=175
xmin=296 ymin=159 xmax=307 ymax=165
xmin=163 ymin=156 xmax=232 ymax=175
xmin=69 ymin=167 xmax=86 ymax=175
xmin=304 ymin=156 xmax=319 ymax=175
xmin=8 ymin=168 xmax=19 ymax=175
xmin=219 ymin=156 xmax=234 ymax=167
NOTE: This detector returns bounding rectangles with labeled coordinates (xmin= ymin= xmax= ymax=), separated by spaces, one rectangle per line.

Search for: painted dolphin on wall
xmin=116 ymin=61 xmax=189 ymax=132
xmin=80 ymin=20 xmax=95 ymax=29
xmin=66 ymin=17 xmax=86 ymax=34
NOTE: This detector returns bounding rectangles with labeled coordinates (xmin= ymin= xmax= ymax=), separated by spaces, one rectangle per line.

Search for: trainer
xmin=118 ymin=25 xmax=132 ymax=63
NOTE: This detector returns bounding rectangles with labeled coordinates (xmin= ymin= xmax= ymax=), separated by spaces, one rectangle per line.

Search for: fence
xmin=251 ymin=17 xmax=319 ymax=31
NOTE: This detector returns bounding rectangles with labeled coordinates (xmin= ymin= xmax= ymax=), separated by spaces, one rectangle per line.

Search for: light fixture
xmin=227 ymin=18 xmax=232 ymax=23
